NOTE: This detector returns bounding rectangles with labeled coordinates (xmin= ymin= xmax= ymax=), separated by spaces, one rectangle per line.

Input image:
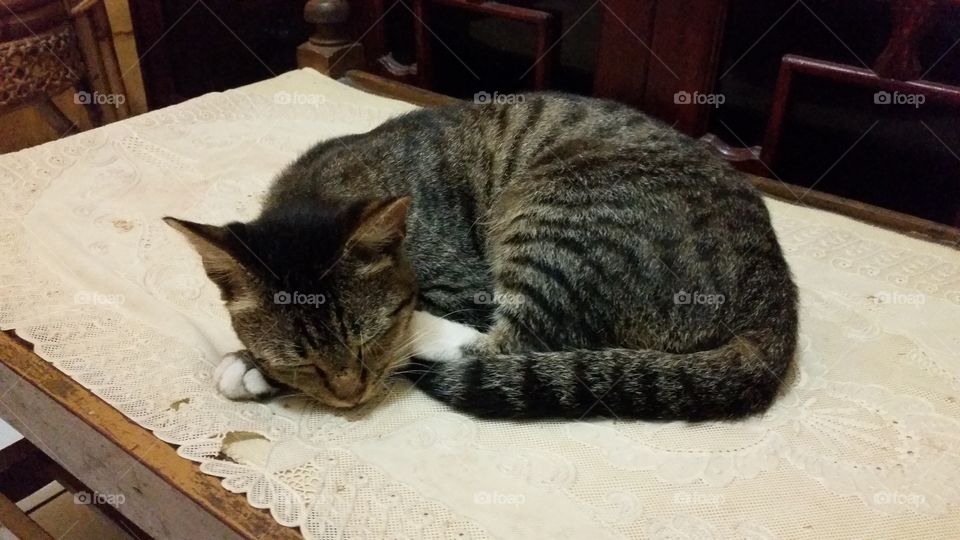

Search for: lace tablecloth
xmin=2 ymin=69 xmax=959 ymax=539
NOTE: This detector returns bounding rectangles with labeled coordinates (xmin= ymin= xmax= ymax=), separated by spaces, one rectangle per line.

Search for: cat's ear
xmin=348 ymin=196 xmax=411 ymax=251
xmin=163 ymin=217 xmax=250 ymax=300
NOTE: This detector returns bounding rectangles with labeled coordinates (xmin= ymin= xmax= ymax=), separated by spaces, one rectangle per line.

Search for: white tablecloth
xmin=2 ymin=69 xmax=959 ymax=539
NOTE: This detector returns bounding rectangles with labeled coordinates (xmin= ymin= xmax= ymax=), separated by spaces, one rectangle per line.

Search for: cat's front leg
xmin=409 ymin=311 xmax=484 ymax=362
xmin=213 ymin=350 xmax=277 ymax=400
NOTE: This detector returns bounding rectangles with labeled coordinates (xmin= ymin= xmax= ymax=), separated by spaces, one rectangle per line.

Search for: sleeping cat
xmin=165 ymin=93 xmax=797 ymax=420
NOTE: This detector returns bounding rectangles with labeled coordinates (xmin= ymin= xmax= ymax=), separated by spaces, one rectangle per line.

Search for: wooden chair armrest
xmin=341 ymin=69 xmax=459 ymax=107
xmin=68 ymin=0 xmax=100 ymax=17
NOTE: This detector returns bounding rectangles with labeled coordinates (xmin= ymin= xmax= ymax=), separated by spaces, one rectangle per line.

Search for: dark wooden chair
xmin=593 ymin=0 xmax=960 ymax=228
xmin=299 ymin=0 xmax=559 ymax=90
xmin=0 ymin=0 xmax=129 ymax=135
xmin=410 ymin=0 xmax=559 ymax=90
xmin=296 ymin=0 xmax=960 ymax=244
xmin=757 ymin=1 xmax=960 ymax=171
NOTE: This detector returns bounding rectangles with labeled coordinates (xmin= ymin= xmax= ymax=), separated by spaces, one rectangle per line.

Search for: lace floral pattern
xmin=2 ymin=70 xmax=958 ymax=539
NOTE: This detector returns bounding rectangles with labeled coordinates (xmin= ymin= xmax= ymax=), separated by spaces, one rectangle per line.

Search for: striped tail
xmin=402 ymin=330 xmax=793 ymax=420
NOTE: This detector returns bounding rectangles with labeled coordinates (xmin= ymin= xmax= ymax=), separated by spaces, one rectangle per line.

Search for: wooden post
xmin=65 ymin=0 xmax=131 ymax=122
xmin=413 ymin=0 xmax=432 ymax=88
xmin=297 ymin=0 xmax=364 ymax=78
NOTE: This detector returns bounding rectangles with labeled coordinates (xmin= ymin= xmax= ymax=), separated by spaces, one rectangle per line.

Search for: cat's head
xmin=164 ymin=196 xmax=417 ymax=408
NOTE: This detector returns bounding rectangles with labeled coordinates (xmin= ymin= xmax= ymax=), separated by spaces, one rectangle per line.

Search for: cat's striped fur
xmin=170 ymin=93 xmax=798 ymax=420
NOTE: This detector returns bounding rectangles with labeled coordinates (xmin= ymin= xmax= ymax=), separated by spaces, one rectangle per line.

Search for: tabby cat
xmin=165 ymin=93 xmax=798 ymax=420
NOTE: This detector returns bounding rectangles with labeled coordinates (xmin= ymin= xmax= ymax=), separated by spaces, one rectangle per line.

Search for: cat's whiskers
xmin=391 ymin=325 xmax=442 ymax=361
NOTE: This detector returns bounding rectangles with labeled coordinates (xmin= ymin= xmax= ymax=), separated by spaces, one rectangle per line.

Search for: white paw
xmin=409 ymin=311 xmax=483 ymax=362
xmin=214 ymin=352 xmax=277 ymax=400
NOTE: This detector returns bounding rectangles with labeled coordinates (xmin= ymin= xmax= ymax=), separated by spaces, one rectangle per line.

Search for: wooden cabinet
xmin=130 ymin=0 xmax=310 ymax=108
xmin=592 ymin=0 xmax=728 ymax=137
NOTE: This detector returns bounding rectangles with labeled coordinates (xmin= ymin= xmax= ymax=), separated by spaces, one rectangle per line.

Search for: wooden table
xmin=0 ymin=70 xmax=957 ymax=540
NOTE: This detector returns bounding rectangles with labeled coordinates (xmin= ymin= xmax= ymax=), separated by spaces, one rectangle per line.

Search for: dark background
xmin=134 ymin=0 xmax=960 ymax=225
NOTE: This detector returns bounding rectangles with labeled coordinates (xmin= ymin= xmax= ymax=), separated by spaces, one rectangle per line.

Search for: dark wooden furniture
xmin=297 ymin=0 xmax=364 ymax=78
xmin=128 ymin=0 xmax=957 ymax=229
xmin=126 ymin=0 xmax=177 ymax=108
xmin=593 ymin=0 xmax=960 ymax=143
xmin=301 ymin=3 xmax=960 ymax=246
xmin=592 ymin=0 xmax=728 ymax=137
xmin=760 ymin=53 xmax=960 ymax=170
xmin=0 ymin=0 xmax=129 ymax=134
xmin=591 ymin=0 xmax=960 ymax=227
xmin=340 ymin=70 xmax=960 ymax=248
xmin=129 ymin=0 xmax=310 ymax=108
xmin=314 ymin=0 xmax=727 ymax=125
xmin=753 ymin=0 xmax=960 ymax=176
xmin=411 ymin=0 xmax=559 ymax=90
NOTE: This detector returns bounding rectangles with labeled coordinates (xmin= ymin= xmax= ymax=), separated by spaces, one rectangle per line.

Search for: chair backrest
xmin=0 ymin=0 xmax=83 ymax=114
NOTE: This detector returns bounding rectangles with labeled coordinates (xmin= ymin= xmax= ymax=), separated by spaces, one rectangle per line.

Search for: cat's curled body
xmin=169 ymin=93 xmax=798 ymax=420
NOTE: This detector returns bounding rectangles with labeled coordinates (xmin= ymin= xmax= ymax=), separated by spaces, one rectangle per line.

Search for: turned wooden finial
xmin=297 ymin=0 xmax=364 ymax=77
xmin=304 ymin=0 xmax=350 ymax=45
xmin=873 ymin=0 xmax=945 ymax=80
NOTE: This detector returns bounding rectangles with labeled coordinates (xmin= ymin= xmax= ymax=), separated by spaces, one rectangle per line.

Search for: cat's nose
xmin=328 ymin=374 xmax=364 ymax=403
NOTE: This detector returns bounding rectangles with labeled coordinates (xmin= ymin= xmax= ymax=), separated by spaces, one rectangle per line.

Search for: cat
xmin=165 ymin=92 xmax=798 ymax=420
